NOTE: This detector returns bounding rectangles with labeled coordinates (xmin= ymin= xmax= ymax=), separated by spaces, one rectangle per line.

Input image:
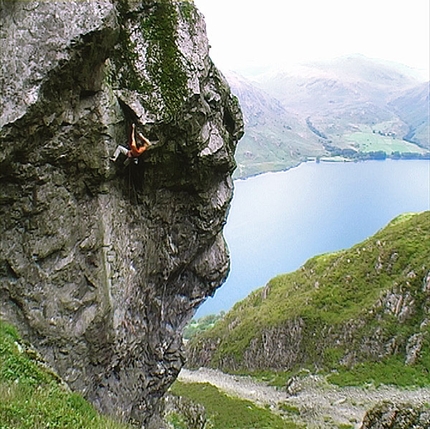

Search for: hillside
xmin=187 ymin=211 xmax=430 ymax=385
xmin=389 ymin=82 xmax=430 ymax=149
xmin=224 ymin=71 xmax=325 ymax=178
xmin=228 ymin=55 xmax=429 ymax=177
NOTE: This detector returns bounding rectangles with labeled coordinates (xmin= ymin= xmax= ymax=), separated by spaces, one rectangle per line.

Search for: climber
xmin=110 ymin=123 xmax=153 ymax=165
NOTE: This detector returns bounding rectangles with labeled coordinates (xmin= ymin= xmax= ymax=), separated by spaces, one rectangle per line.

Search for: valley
xmin=228 ymin=55 xmax=429 ymax=178
xmin=1 ymin=2 xmax=428 ymax=428
xmin=183 ymin=60 xmax=430 ymax=423
xmin=197 ymin=160 xmax=430 ymax=317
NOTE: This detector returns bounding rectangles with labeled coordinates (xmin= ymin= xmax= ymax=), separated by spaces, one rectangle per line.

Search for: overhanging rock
xmin=0 ymin=0 xmax=243 ymax=425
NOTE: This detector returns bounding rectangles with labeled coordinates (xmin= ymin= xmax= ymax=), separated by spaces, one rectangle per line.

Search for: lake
xmin=196 ymin=160 xmax=430 ymax=317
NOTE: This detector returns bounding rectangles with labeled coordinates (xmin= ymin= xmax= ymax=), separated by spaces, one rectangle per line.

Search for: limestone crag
xmin=0 ymin=0 xmax=243 ymax=426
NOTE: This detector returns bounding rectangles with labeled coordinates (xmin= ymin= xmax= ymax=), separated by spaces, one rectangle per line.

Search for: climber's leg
xmin=110 ymin=145 xmax=129 ymax=162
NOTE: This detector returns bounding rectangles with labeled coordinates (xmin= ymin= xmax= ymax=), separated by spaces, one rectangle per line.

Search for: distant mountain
xmin=224 ymin=71 xmax=325 ymax=178
xmin=187 ymin=211 xmax=430 ymax=385
xmin=227 ymin=56 xmax=429 ymax=177
xmin=254 ymin=55 xmax=421 ymax=119
xmin=389 ymin=82 xmax=430 ymax=149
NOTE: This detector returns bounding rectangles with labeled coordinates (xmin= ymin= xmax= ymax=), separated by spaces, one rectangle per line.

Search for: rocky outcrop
xmin=163 ymin=394 xmax=211 ymax=429
xmin=361 ymin=402 xmax=430 ymax=429
xmin=0 ymin=0 xmax=243 ymax=426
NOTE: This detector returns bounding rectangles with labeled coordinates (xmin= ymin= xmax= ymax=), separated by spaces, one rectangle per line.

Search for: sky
xmin=194 ymin=0 xmax=430 ymax=79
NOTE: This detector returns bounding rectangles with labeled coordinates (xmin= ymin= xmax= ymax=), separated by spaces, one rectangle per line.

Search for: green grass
xmin=345 ymin=131 xmax=426 ymax=154
xmin=184 ymin=313 xmax=226 ymax=340
xmin=328 ymin=353 xmax=430 ymax=388
xmin=278 ymin=403 xmax=300 ymax=415
xmin=170 ymin=381 xmax=301 ymax=429
xmin=230 ymin=369 xmax=296 ymax=389
xmin=241 ymin=350 xmax=430 ymax=390
xmin=0 ymin=321 xmax=131 ymax=429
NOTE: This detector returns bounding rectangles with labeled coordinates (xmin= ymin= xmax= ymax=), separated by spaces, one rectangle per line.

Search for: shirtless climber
xmin=110 ymin=123 xmax=153 ymax=165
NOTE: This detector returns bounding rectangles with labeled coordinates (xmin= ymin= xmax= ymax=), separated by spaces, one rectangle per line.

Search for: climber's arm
xmin=128 ymin=124 xmax=138 ymax=156
xmin=136 ymin=131 xmax=151 ymax=149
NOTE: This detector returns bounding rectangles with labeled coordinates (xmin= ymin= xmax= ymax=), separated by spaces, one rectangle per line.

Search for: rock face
xmin=361 ymin=402 xmax=430 ymax=429
xmin=0 ymin=0 xmax=243 ymax=426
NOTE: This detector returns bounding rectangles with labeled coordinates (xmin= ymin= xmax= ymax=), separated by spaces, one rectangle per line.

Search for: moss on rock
xmin=139 ymin=1 xmax=188 ymax=115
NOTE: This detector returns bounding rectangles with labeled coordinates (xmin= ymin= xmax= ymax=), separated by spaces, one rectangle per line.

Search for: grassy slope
xmin=169 ymin=381 xmax=300 ymax=429
xmin=234 ymin=132 xmax=322 ymax=179
xmin=189 ymin=212 xmax=430 ymax=386
xmin=389 ymin=82 xmax=430 ymax=150
xmin=0 ymin=322 xmax=131 ymax=429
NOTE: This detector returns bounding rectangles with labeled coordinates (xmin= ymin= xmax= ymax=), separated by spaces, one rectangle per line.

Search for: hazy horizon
xmin=195 ymin=0 xmax=430 ymax=81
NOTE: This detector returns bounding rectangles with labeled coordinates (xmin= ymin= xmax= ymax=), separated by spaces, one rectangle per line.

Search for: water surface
xmin=197 ymin=160 xmax=430 ymax=317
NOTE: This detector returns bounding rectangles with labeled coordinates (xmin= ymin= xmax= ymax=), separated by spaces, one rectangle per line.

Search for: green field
xmin=345 ymin=131 xmax=426 ymax=154
xmin=169 ymin=381 xmax=300 ymax=429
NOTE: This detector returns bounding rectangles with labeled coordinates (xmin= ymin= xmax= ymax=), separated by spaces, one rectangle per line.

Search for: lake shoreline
xmin=234 ymin=156 xmax=430 ymax=182
xmin=197 ymin=159 xmax=430 ymax=317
